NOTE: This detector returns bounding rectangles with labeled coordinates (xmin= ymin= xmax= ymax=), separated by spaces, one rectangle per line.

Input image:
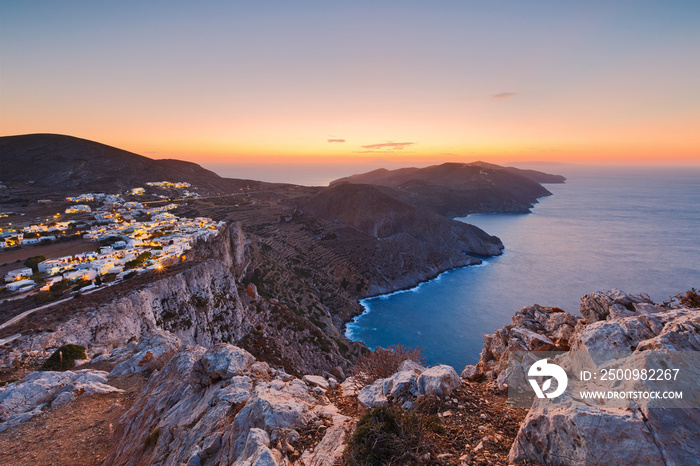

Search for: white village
xmin=1 ymin=182 xmax=221 ymax=297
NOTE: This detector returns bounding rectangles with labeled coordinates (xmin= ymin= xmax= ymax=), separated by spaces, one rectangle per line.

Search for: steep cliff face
xmin=1 ymin=224 xmax=358 ymax=378
xmin=39 ymin=259 xmax=248 ymax=353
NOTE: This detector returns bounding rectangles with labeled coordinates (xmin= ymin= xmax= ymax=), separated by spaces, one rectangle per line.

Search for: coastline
xmin=344 ymin=260 xmax=490 ymax=343
xmin=342 ymin=207 xmax=547 ymax=351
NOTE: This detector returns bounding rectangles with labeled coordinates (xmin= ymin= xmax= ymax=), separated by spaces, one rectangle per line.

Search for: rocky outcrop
xmin=357 ymin=361 xmax=461 ymax=409
xmin=99 ymin=331 xmax=182 ymax=377
xmin=578 ymin=289 xmax=655 ymax=323
xmin=463 ymin=290 xmax=700 ymax=465
xmin=461 ymin=304 xmax=579 ymax=389
xmin=104 ymin=343 xmax=351 ymax=466
xmin=0 ymin=369 xmax=122 ymax=432
xmin=418 ymin=365 xmax=462 ymax=397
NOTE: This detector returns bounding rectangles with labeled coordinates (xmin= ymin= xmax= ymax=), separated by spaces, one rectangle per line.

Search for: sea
xmin=344 ymin=165 xmax=700 ymax=370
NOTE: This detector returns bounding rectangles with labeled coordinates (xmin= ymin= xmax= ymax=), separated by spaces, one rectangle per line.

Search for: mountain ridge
xmin=0 ymin=133 xmax=234 ymax=194
xmin=329 ymin=161 xmax=562 ymax=217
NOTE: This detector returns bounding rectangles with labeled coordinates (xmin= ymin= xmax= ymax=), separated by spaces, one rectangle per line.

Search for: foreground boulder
xmin=357 ymin=361 xmax=460 ymax=409
xmin=0 ymin=369 xmax=122 ymax=432
xmin=97 ymin=331 xmax=182 ymax=377
xmin=105 ymin=343 xmax=351 ymax=465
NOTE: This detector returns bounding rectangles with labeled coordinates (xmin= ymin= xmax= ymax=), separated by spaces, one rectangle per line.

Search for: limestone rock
xmin=506 ymin=292 xmax=700 ymax=464
xmin=397 ymin=359 xmax=426 ymax=373
xmin=340 ymin=376 xmax=359 ymax=397
xmin=357 ymin=381 xmax=388 ymax=409
xmin=232 ymin=428 xmax=279 ymax=466
xmin=190 ymin=343 xmax=255 ymax=388
xmin=462 ymin=304 xmax=579 ymax=389
xmin=300 ymin=404 xmax=354 ymax=466
xmin=461 ymin=364 xmax=478 ymax=380
xmin=417 ymin=365 xmax=461 ymax=397
xmin=302 ymin=375 xmax=329 ymax=390
xmin=104 ymin=344 xmax=333 ymax=465
xmin=509 ymin=397 xmax=667 ymax=465
xmin=357 ymin=361 xmax=460 ymax=408
xmin=109 ymin=331 xmax=181 ymax=376
xmin=579 ymin=289 xmax=653 ymax=324
xmin=383 ymin=370 xmax=420 ymax=401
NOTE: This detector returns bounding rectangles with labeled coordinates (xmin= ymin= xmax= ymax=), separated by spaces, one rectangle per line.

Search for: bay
xmin=346 ymin=165 xmax=700 ymax=370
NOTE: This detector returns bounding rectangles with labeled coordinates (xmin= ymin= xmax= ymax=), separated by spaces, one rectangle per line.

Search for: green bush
xmin=24 ymin=255 xmax=46 ymax=273
xmin=40 ymin=344 xmax=87 ymax=371
xmin=125 ymin=251 xmax=151 ymax=270
xmin=346 ymin=405 xmax=442 ymax=465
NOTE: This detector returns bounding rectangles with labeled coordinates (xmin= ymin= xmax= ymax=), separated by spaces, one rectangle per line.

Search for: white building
xmin=66 ymin=205 xmax=92 ymax=214
xmin=5 ymin=267 xmax=33 ymax=282
xmin=6 ymin=279 xmax=35 ymax=292
xmin=38 ymin=259 xmax=66 ymax=276
xmin=63 ymin=269 xmax=97 ymax=282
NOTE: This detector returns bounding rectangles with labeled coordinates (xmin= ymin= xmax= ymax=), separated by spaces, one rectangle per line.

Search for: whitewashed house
xmin=5 ymin=268 xmax=33 ymax=282
xmin=6 ymin=279 xmax=35 ymax=292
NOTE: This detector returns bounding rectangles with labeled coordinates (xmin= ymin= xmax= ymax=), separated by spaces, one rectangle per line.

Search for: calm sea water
xmin=346 ymin=166 xmax=700 ymax=370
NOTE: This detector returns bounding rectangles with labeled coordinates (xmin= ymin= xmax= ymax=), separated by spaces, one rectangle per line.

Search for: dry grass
xmin=664 ymin=287 xmax=700 ymax=309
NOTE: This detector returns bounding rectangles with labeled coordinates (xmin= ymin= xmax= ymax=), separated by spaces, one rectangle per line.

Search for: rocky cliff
xmin=462 ymin=290 xmax=700 ymax=465
xmin=0 ymin=224 xmax=359 ymax=380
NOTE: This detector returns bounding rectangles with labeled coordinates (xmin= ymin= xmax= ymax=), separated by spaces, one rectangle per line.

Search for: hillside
xmin=302 ymin=183 xmax=504 ymax=295
xmin=330 ymin=162 xmax=564 ymax=216
xmin=0 ymin=133 xmax=235 ymax=195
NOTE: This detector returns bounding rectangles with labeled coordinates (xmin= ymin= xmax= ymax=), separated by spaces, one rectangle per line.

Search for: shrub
xmin=345 ymin=405 xmax=441 ymax=465
xmin=351 ymin=344 xmax=425 ymax=389
xmin=664 ymin=287 xmax=700 ymax=309
xmin=125 ymin=251 xmax=152 ymax=270
xmin=40 ymin=344 xmax=87 ymax=371
xmin=72 ymin=278 xmax=91 ymax=291
xmin=49 ymin=279 xmax=72 ymax=295
xmin=24 ymin=255 xmax=46 ymax=273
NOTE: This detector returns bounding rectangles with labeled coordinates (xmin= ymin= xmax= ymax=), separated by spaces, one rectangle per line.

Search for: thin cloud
xmin=327 ymin=138 xmax=346 ymax=143
xmin=492 ymin=92 xmax=517 ymax=99
xmin=360 ymin=142 xmax=415 ymax=150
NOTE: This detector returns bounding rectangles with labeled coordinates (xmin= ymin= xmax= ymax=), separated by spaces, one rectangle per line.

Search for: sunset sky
xmin=1 ymin=1 xmax=699 ymax=169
